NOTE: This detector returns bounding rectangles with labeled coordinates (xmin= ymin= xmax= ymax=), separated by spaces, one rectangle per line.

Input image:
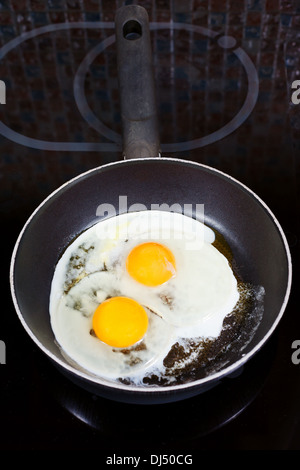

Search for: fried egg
xmin=50 ymin=271 xmax=175 ymax=379
xmin=49 ymin=210 xmax=240 ymax=383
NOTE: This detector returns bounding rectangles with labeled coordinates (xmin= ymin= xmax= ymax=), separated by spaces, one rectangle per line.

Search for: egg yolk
xmin=126 ymin=242 xmax=176 ymax=287
xmin=92 ymin=296 xmax=148 ymax=348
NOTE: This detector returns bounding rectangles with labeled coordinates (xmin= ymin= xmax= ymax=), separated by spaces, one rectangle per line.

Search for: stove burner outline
xmin=0 ymin=22 xmax=117 ymax=152
xmin=0 ymin=21 xmax=259 ymax=153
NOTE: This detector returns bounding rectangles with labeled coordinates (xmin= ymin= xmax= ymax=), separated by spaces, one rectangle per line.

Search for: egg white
xmin=49 ymin=210 xmax=240 ymax=382
xmin=50 ymin=271 xmax=175 ymax=379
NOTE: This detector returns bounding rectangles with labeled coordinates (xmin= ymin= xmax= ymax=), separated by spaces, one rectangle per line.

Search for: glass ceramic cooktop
xmin=1 ymin=0 xmax=300 ymax=454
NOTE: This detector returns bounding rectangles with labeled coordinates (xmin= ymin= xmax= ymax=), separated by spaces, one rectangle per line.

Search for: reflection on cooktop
xmin=1 ymin=0 xmax=300 ymax=452
xmin=0 ymin=21 xmax=259 ymax=153
xmin=0 ymin=1 xmax=298 ymax=233
xmin=36 ymin=333 xmax=276 ymax=449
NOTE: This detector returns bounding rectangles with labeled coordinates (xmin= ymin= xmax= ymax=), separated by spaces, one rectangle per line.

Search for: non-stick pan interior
xmin=11 ymin=157 xmax=291 ymax=398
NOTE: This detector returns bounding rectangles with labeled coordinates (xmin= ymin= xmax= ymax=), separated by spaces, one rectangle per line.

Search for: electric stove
xmin=1 ymin=0 xmax=300 ymax=454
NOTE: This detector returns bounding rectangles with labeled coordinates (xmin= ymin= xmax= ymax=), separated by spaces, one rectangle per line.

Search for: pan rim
xmin=9 ymin=156 xmax=293 ymax=396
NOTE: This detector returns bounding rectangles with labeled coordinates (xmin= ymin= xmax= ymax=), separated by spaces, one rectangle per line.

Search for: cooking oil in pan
xmin=127 ymin=226 xmax=265 ymax=387
xmin=50 ymin=212 xmax=265 ymax=387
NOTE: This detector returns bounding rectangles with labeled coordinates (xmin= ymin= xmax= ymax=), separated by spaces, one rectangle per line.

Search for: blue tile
xmin=62 ymin=89 xmax=73 ymax=99
xmin=113 ymin=112 xmax=121 ymax=123
xmin=177 ymin=90 xmax=189 ymax=101
xmin=247 ymin=0 xmax=263 ymax=11
xmin=47 ymin=0 xmax=65 ymax=9
xmin=210 ymin=12 xmax=227 ymax=26
xmin=74 ymin=132 xmax=84 ymax=142
xmin=192 ymin=79 xmax=206 ymax=91
xmin=245 ymin=26 xmax=261 ymax=39
xmin=156 ymin=39 xmax=170 ymax=54
xmin=3 ymin=153 xmax=14 ymax=164
xmin=31 ymin=12 xmax=49 ymax=26
xmin=87 ymin=38 xmax=100 ymax=48
xmin=20 ymin=112 xmax=35 ymax=123
xmin=175 ymin=67 xmax=188 ymax=80
xmin=193 ymin=39 xmax=208 ymax=53
xmin=31 ymin=90 xmax=45 ymax=101
xmin=0 ymin=25 xmax=15 ymax=41
xmin=225 ymin=79 xmax=239 ymax=91
xmin=56 ymin=51 xmax=70 ymax=65
xmin=95 ymin=89 xmax=109 ymax=101
xmin=90 ymin=65 xmax=106 ymax=79
xmin=25 ymin=65 xmax=41 ymax=78
xmin=280 ymin=14 xmax=292 ymax=26
xmin=226 ymin=53 xmax=240 ymax=66
xmin=174 ymin=13 xmax=190 ymax=23
xmin=285 ymin=55 xmax=297 ymax=68
xmin=259 ymin=66 xmax=273 ymax=78
xmin=0 ymin=1 xmax=10 ymax=11
xmin=84 ymin=12 xmax=101 ymax=22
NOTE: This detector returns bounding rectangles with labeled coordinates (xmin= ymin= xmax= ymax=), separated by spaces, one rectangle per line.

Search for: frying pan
xmin=10 ymin=5 xmax=292 ymax=404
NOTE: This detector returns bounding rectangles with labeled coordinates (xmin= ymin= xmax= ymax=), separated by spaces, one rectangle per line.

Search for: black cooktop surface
xmin=1 ymin=0 xmax=300 ymax=455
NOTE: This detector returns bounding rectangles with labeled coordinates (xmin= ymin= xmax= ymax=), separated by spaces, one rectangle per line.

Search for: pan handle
xmin=115 ymin=5 xmax=161 ymax=159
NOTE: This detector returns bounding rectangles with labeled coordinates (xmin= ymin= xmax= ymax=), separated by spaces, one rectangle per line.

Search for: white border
xmin=10 ymin=157 xmax=293 ymax=396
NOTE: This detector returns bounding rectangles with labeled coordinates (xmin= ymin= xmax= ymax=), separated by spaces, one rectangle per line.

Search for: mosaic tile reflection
xmin=0 ymin=0 xmax=299 ymax=229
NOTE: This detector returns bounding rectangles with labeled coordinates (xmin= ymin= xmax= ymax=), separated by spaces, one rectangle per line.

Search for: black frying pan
xmin=10 ymin=5 xmax=292 ymax=404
